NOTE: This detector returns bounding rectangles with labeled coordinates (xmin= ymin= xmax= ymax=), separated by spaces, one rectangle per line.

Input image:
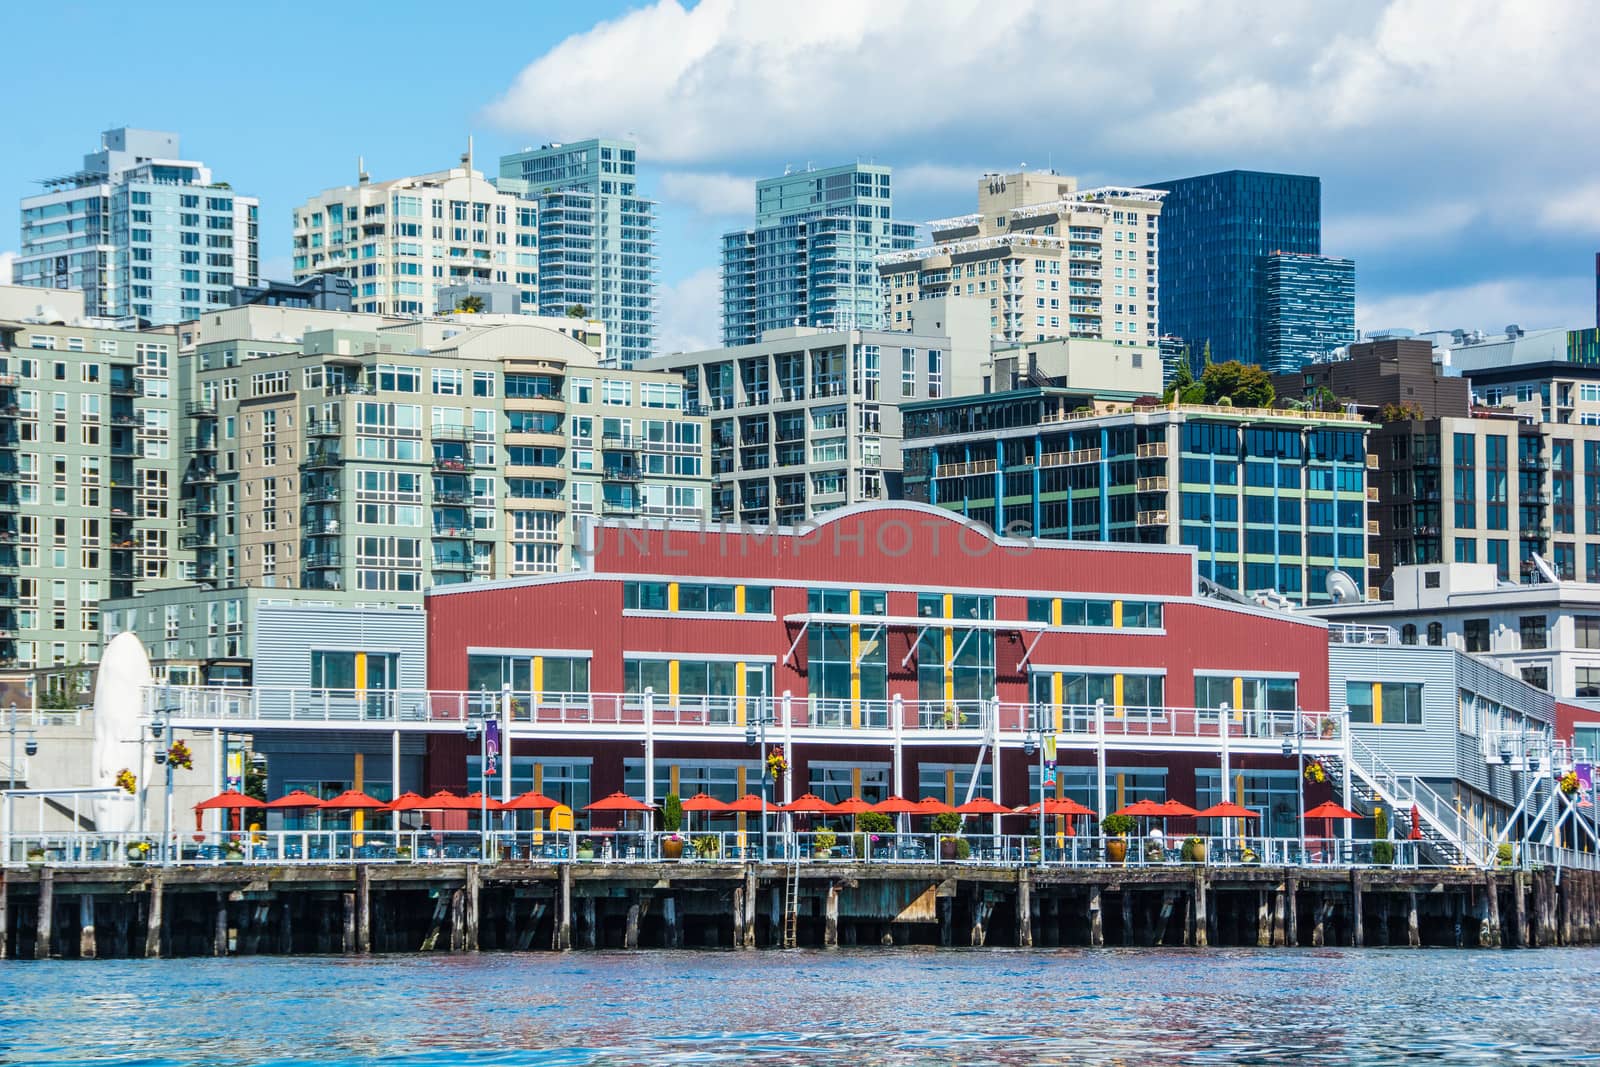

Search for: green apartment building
xmin=901 ymin=393 xmax=1373 ymax=604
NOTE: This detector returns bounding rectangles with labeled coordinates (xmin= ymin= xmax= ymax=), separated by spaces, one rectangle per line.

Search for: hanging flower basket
xmin=1304 ymin=759 xmax=1328 ymax=785
xmin=766 ymin=747 xmax=788 ymax=782
xmin=116 ymin=768 xmax=137 ymax=794
xmin=1558 ymin=770 xmax=1580 ymax=796
xmin=167 ymin=740 xmax=194 ymax=771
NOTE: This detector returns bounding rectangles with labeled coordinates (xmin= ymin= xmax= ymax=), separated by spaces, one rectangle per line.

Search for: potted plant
xmin=224 ymin=840 xmax=246 ymax=863
xmin=931 ymin=811 xmax=969 ymax=860
xmin=1319 ymin=717 xmax=1337 ymax=739
xmin=397 ymin=843 xmax=413 ymax=861
xmin=25 ymin=845 xmax=45 ymax=866
xmin=1101 ymin=814 xmax=1136 ymax=864
xmin=125 ymin=840 xmax=152 ymax=865
xmin=1371 ymin=807 xmax=1395 ymax=866
xmin=576 ymin=838 xmax=596 ymax=862
xmin=1240 ymin=844 xmax=1259 ymax=864
xmin=853 ymin=810 xmax=894 ymax=857
xmin=1496 ymin=842 xmax=1514 ymax=868
xmin=813 ymin=828 xmax=837 ymax=859
xmin=660 ymin=793 xmax=685 ymax=861
xmin=1181 ymin=835 xmax=1206 ymax=863
xmin=693 ymin=834 xmax=721 ymax=860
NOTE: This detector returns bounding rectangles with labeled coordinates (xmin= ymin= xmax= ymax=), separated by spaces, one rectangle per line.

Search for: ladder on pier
xmin=782 ymin=859 xmax=801 ymax=948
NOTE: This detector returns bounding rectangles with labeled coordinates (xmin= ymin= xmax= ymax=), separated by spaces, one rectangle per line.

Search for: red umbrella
xmin=195 ymin=789 xmax=265 ymax=811
xmin=320 ymin=789 xmax=390 ymax=810
xmin=1196 ymin=802 xmax=1258 ymax=819
xmin=779 ymin=793 xmax=839 ymax=814
xmin=912 ymin=796 xmax=956 ymax=815
xmin=719 ymin=793 xmax=771 ymax=814
xmin=830 ymin=797 xmax=876 ymax=816
xmin=1157 ymin=799 xmax=1200 ymax=818
xmin=264 ymin=790 xmax=325 ymax=810
xmin=1304 ymin=801 xmax=1361 ymax=820
xmin=422 ymin=790 xmax=472 ymax=810
xmin=871 ymin=795 xmax=920 ymax=814
xmin=503 ymin=791 xmax=562 ymax=811
xmin=584 ymin=791 xmax=654 ymax=812
xmin=1408 ymin=803 xmax=1424 ymax=841
xmin=386 ymin=792 xmax=431 ymax=812
xmin=679 ymin=794 xmax=732 ymax=813
xmin=1114 ymin=799 xmax=1169 ymax=817
xmin=955 ymin=797 xmax=1012 ymax=815
xmin=1014 ymin=797 xmax=1095 ymax=817
xmin=461 ymin=791 xmax=504 ymax=812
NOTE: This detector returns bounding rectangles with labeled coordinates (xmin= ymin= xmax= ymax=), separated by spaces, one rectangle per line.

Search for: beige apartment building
xmin=879 ymin=171 xmax=1164 ymax=352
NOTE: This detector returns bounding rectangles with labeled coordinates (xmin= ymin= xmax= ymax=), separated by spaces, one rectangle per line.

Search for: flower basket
xmin=765 ymin=747 xmax=788 ymax=782
xmin=1304 ymin=759 xmax=1328 ymax=785
xmin=1559 ymin=771 xmax=1580 ymax=796
xmin=167 ymin=740 xmax=194 ymax=771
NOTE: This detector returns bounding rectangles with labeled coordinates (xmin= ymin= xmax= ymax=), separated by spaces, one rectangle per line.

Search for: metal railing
xmin=1346 ymin=734 xmax=1495 ymax=865
xmin=139 ymin=686 xmax=1343 ymax=745
xmin=1 ymin=829 xmax=1484 ymax=871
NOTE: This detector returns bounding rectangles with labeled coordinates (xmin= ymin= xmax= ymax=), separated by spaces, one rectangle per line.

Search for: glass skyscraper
xmin=1257 ymin=252 xmax=1356 ymax=372
xmin=498 ymin=139 xmax=657 ymax=367
xmin=721 ymin=163 xmax=917 ymax=348
xmin=14 ymin=128 xmax=259 ymax=325
xmin=1145 ymin=170 xmax=1321 ymax=373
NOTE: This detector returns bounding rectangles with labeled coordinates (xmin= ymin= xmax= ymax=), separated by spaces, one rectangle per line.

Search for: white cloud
xmin=1539 ymin=181 xmax=1600 ymax=234
xmin=0 ymin=251 xmax=15 ymax=285
xmin=657 ymin=171 xmax=754 ymax=218
xmin=656 ymin=266 xmax=721 ymax=354
xmin=1357 ymin=276 xmax=1594 ymax=336
xmin=893 ymin=163 xmax=981 ymax=199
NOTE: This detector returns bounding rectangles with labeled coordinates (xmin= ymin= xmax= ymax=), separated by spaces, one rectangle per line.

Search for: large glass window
xmin=1346 ymin=681 xmax=1423 ymax=725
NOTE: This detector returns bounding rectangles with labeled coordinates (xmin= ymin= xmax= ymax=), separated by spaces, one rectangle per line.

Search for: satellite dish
xmin=1531 ymin=553 xmax=1559 ymax=584
xmin=1326 ymin=570 xmax=1361 ymax=604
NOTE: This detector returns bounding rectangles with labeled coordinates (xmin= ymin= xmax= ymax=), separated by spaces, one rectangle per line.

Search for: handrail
xmin=1346 ymin=735 xmax=1492 ymax=865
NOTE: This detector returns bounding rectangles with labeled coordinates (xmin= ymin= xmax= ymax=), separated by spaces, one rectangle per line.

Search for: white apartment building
xmin=291 ymin=161 xmax=538 ymax=319
xmin=880 ymin=171 xmax=1163 ymax=351
xmin=1309 ymin=562 xmax=1600 ymax=699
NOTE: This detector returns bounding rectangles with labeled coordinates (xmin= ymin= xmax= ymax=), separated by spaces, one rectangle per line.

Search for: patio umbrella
xmin=386 ymin=792 xmax=431 ymax=812
xmin=1408 ymin=803 xmax=1424 ymax=841
xmin=461 ymin=791 xmax=504 ymax=812
xmin=779 ymin=793 xmax=840 ymax=814
xmin=422 ymin=790 xmax=472 ymax=810
xmin=1196 ymin=801 xmax=1257 ymax=819
xmin=955 ymin=797 xmax=1012 ymax=815
xmin=584 ymin=792 xmax=654 ymax=812
xmin=720 ymin=793 xmax=771 ymax=814
xmin=870 ymin=795 xmax=920 ymax=814
xmin=1013 ymin=798 xmax=1095 ymax=817
xmin=320 ymin=789 xmax=390 ymax=810
xmin=679 ymin=794 xmax=732 ymax=813
xmin=195 ymin=789 xmax=266 ymax=810
xmin=1304 ymin=801 xmax=1362 ymax=820
xmin=1113 ymin=799 xmax=1169 ymax=817
xmin=264 ymin=790 xmax=325 ymax=810
xmin=503 ymin=791 xmax=562 ymax=811
xmin=831 ymin=797 xmax=876 ymax=815
xmin=912 ymin=796 xmax=956 ymax=815
xmin=1157 ymin=799 xmax=1200 ymax=818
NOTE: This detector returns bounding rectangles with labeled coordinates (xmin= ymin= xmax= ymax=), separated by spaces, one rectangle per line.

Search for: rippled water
xmin=3 ymin=949 xmax=1599 ymax=1065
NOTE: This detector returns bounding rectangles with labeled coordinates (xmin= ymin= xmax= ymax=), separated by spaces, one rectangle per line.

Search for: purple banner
xmin=485 ymin=719 xmax=501 ymax=777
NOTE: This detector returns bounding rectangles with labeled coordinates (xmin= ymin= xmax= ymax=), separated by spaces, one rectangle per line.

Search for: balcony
xmin=179 ymin=532 xmax=218 ymax=550
xmin=1136 ymin=441 xmax=1167 ymax=459
xmin=109 ymin=379 xmax=139 ymax=397
xmin=602 ymin=498 xmax=640 ymax=515
xmin=302 ymin=484 xmax=341 ymax=504
xmin=431 ymin=555 xmax=473 ymax=572
xmin=300 ymin=449 xmax=342 ymax=470
xmin=185 ymin=400 xmax=218 ymax=418
xmin=1136 ymin=510 xmax=1169 ymax=526
xmin=303 ymin=552 xmax=343 ymax=569
xmin=431 ymin=525 xmax=472 ymax=540
xmin=601 ymin=434 xmax=641 ymax=452
xmin=183 ymin=436 xmax=218 ymax=454
xmin=431 ymin=456 xmax=471 ymax=474
xmin=1136 ymin=476 xmax=1168 ymax=493
xmin=306 ymin=421 xmax=342 ymax=439
xmin=603 ymin=466 xmax=642 ymax=483
xmin=184 ymin=466 xmax=218 ymax=485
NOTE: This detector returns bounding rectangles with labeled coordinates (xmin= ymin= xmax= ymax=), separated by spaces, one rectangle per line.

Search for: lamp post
xmin=150 ymin=716 xmax=174 ymax=864
xmin=1023 ymin=729 xmax=1046 ymax=864
xmin=466 ymin=706 xmax=487 ymax=860
xmin=745 ymin=710 xmax=772 ymax=859
xmin=6 ymin=701 xmax=38 ymax=860
xmin=1282 ymin=708 xmax=1307 ymax=863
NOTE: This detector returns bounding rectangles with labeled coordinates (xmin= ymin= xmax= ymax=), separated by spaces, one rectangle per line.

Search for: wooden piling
xmin=824 ymin=883 xmax=839 ymax=948
xmin=448 ymin=889 xmax=465 ymax=952
xmin=357 ymin=865 xmax=372 ymax=955
xmin=1285 ymin=876 xmax=1299 ymax=946
xmin=732 ymin=886 xmax=746 ymax=949
xmin=145 ymin=872 xmax=164 ymax=958
xmin=1311 ymin=892 xmax=1327 ymax=947
xmin=969 ymin=890 xmax=992 ymax=947
xmin=1407 ymin=891 xmax=1420 ymax=948
xmin=1016 ymin=870 xmax=1032 ymax=948
xmin=742 ymin=870 xmax=757 ymax=948
xmin=214 ymin=894 xmax=230 ymax=957
xmin=1088 ymin=885 xmax=1103 ymax=947
xmin=35 ymin=866 xmax=53 ymax=959
xmin=1121 ymin=888 xmax=1134 ymax=946
xmin=1350 ymin=872 xmax=1364 ymax=948
xmin=1271 ymin=887 xmax=1286 ymax=947
xmin=624 ymin=901 xmax=642 ymax=949
xmin=1481 ymin=877 xmax=1501 ymax=948
xmin=1154 ymin=890 xmax=1177 ymax=947
xmin=663 ymin=895 xmax=681 ymax=949
xmin=1192 ymin=873 xmax=1208 ymax=948
xmin=79 ymin=894 xmax=96 ymax=959
xmin=340 ymin=892 xmax=355 ymax=955
xmin=1256 ymin=889 xmax=1271 ymax=947
xmin=1513 ymin=872 xmax=1529 ymax=948
xmin=556 ymin=865 xmax=572 ymax=950
xmin=579 ymin=896 xmax=596 ymax=949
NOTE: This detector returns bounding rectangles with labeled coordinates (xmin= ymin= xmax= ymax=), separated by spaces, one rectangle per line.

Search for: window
xmin=1427 ymin=621 xmax=1444 ymax=646
xmin=1346 ymin=681 xmax=1423 ymax=725
xmin=1578 ymin=668 xmax=1600 ymax=699
xmin=1520 ymin=666 xmax=1550 ymax=691
xmin=1464 ymin=618 xmax=1490 ymax=652
xmin=1519 ymin=615 xmax=1548 ymax=650
xmin=1575 ymin=615 xmax=1600 ymax=649
xmin=1400 ymin=624 xmax=1417 ymax=645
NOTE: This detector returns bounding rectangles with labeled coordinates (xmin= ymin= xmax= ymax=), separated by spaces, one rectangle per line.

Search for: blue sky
xmin=4 ymin=0 xmax=1598 ymax=352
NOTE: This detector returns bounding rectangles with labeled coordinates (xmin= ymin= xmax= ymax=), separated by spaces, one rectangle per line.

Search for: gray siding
xmin=253 ymin=604 xmax=427 ymax=690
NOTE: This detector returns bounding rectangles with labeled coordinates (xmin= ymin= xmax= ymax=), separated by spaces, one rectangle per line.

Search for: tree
xmin=244 ymin=752 xmax=268 ymax=802
xmin=566 ymin=304 xmax=588 ymax=318
xmin=1201 ymin=340 xmax=1213 ymax=368
xmin=455 ymin=295 xmax=485 ymax=314
xmin=1201 ymin=360 xmax=1274 ymax=408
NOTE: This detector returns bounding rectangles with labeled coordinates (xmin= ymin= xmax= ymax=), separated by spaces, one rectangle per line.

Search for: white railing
xmin=2 ymin=829 xmax=1492 ymax=871
xmin=1327 ymin=624 xmax=1398 ymax=645
xmin=1346 ymin=734 xmax=1494 ymax=865
xmin=140 ymin=686 xmax=1343 ymax=746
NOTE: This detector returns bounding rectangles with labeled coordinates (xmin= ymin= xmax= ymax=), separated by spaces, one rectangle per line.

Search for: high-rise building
xmin=720 ymin=163 xmax=918 ymax=348
xmin=900 ymin=391 xmax=1373 ymax=605
xmin=640 ymin=297 xmax=990 ymax=526
xmin=13 ymin=128 xmax=259 ymax=325
xmin=497 ymin=139 xmax=658 ymax=367
xmin=1256 ymin=252 xmax=1356 ymax=371
xmin=291 ymin=160 xmax=538 ymax=318
xmin=1145 ymin=170 xmax=1322 ymax=373
xmin=0 ymin=286 xmax=185 ymax=678
xmin=878 ymin=171 xmax=1163 ymax=352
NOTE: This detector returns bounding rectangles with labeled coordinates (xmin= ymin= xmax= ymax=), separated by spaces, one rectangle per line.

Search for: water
xmin=3 ymin=949 xmax=1599 ymax=1065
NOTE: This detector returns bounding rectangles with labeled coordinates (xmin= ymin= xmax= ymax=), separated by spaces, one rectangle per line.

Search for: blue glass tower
xmin=1257 ymin=252 xmax=1355 ymax=372
xmin=1145 ymin=170 xmax=1321 ymax=373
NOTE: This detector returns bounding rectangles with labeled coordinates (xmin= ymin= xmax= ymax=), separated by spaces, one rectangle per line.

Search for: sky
xmin=3 ymin=0 xmax=1598 ymax=354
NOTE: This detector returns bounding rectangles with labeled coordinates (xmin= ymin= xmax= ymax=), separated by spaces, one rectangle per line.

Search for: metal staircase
xmin=1323 ymin=737 xmax=1493 ymax=867
xmin=782 ymin=860 xmax=801 ymax=948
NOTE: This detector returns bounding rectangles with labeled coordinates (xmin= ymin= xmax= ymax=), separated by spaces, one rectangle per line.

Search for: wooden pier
xmin=3 ymin=863 xmax=1598 ymax=958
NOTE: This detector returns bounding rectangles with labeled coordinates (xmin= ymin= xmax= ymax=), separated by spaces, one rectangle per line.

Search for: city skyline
xmin=1 ymin=0 xmax=1598 ymax=356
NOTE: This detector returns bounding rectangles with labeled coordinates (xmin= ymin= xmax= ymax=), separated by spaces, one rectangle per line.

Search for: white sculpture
xmin=91 ymin=631 xmax=153 ymax=834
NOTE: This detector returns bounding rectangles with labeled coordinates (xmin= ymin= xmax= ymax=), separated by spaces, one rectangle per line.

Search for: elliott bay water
xmin=3 ymin=948 xmax=1599 ymax=1066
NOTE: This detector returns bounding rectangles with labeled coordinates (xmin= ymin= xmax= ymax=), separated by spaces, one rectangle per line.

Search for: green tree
xmin=1201 ymin=340 xmax=1213 ymax=368
xmin=566 ymin=304 xmax=588 ymax=318
xmin=454 ymin=295 xmax=485 ymax=314
xmin=1201 ymin=360 xmax=1274 ymax=408
xmin=1163 ymin=350 xmax=1195 ymax=403
xmin=244 ymin=753 xmax=268 ymax=802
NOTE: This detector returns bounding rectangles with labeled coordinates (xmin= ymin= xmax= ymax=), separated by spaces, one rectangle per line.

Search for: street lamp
xmin=150 ymin=716 xmax=176 ymax=863
xmin=745 ymin=712 xmax=772 ymax=859
xmin=466 ymin=706 xmax=487 ymax=860
xmin=1023 ymin=729 xmax=1047 ymax=864
xmin=6 ymin=701 xmax=39 ymax=858
xmin=1282 ymin=711 xmax=1307 ymax=862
